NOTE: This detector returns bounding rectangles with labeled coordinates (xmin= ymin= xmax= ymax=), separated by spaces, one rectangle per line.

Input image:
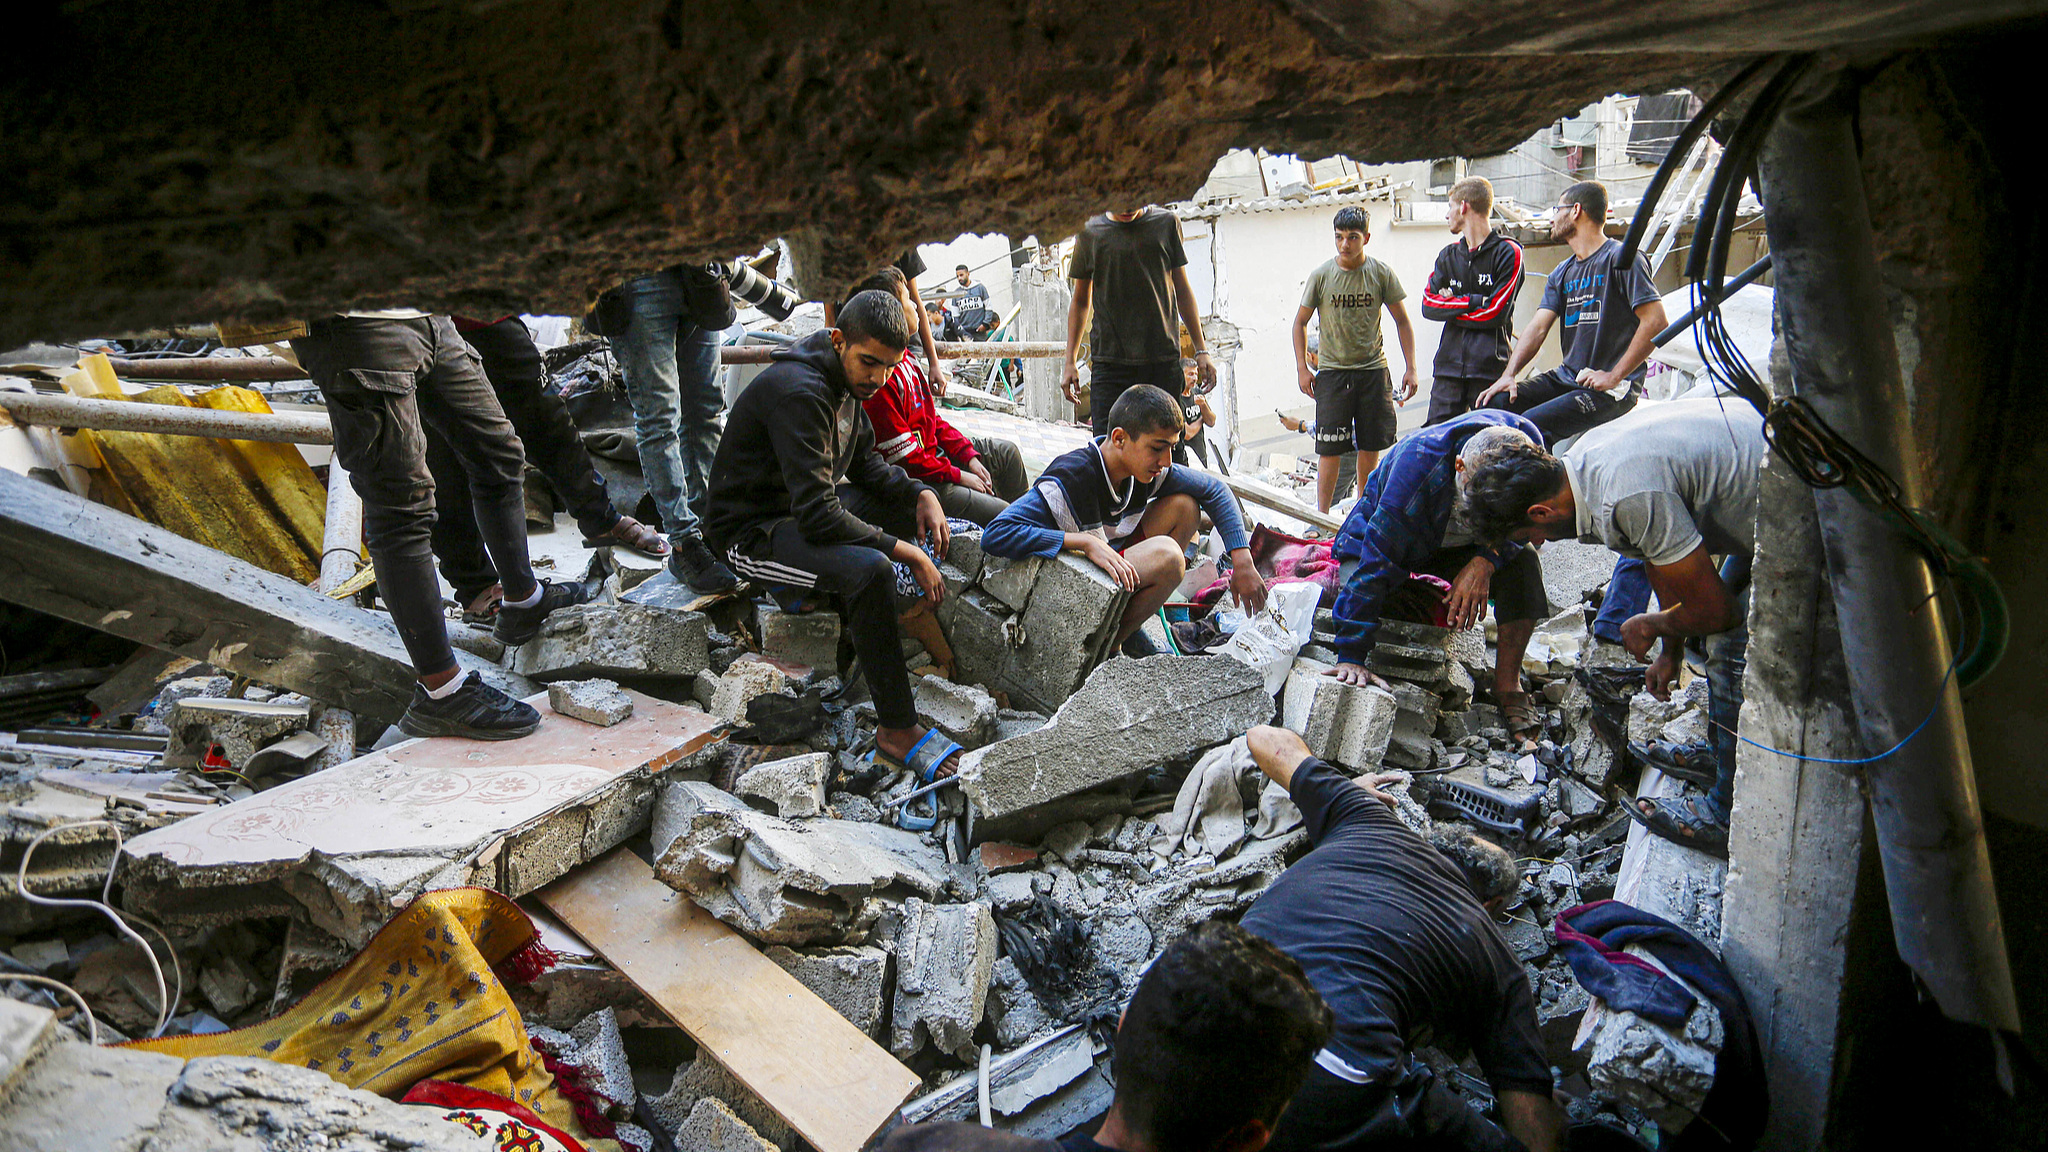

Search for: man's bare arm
xmin=1582 ymin=298 xmax=1669 ymax=392
xmin=1062 ymin=279 xmax=1092 ymax=402
xmin=1496 ymin=1090 xmax=1565 ymax=1152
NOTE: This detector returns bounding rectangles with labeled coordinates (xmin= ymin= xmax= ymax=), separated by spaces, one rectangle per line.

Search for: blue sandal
xmin=872 ymin=730 xmax=965 ymax=831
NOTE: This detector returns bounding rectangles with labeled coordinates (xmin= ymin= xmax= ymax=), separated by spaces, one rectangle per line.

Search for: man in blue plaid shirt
xmin=1329 ymin=410 xmax=1550 ymax=752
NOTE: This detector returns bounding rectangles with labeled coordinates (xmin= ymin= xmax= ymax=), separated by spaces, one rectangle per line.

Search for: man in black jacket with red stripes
xmin=1420 ymin=178 xmax=1523 ymax=426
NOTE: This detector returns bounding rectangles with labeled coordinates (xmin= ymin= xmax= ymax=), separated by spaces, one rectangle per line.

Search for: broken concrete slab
xmin=735 ymin=751 xmax=832 ymax=818
xmin=646 ymin=1057 xmax=795 ymax=1152
xmin=914 ymin=674 xmax=998 ymax=749
xmin=163 ymin=697 xmax=310 ymax=770
xmin=957 ymin=655 xmax=1271 ymax=821
xmin=653 ymin=780 xmax=950 ymax=945
xmin=901 ymin=1025 xmax=1095 ymax=1125
xmin=0 ymin=996 xmax=57 ymax=1099
xmin=890 ymin=896 xmax=997 ymax=1062
xmin=510 ymin=603 xmax=710 ymax=681
xmin=119 ymin=689 xmax=723 ymax=948
xmin=546 ymin=678 xmax=634 ymax=726
xmin=765 ymin=943 xmax=889 ymax=1038
xmin=1280 ymin=657 xmax=1398 ymax=771
xmin=0 ymin=466 xmax=515 ymax=726
xmin=1536 ymin=538 xmax=1621 ymax=612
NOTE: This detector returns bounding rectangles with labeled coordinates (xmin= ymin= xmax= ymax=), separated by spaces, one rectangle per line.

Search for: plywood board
xmin=536 ymin=847 xmax=921 ymax=1152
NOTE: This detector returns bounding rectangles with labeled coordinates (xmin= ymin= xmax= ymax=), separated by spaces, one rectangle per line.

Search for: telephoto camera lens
xmin=714 ymin=259 xmax=802 ymax=322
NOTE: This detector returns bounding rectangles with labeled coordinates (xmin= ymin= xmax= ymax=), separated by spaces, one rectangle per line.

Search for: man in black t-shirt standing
xmin=1476 ymin=181 xmax=1666 ymax=444
xmin=1063 ymin=207 xmax=1216 ymax=438
xmin=1240 ymin=725 xmax=1565 ymax=1152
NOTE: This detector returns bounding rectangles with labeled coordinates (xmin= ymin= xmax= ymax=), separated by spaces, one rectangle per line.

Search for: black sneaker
xmin=671 ymin=534 xmax=740 ymax=594
xmin=398 ymin=672 xmax=540 ymax=740
xmin=494 ymin=578 xmax=597 ymax=645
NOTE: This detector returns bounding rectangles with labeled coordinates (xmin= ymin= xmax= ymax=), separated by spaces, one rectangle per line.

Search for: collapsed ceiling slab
xmin=1 ymin=0 xmax=2040 ymax=342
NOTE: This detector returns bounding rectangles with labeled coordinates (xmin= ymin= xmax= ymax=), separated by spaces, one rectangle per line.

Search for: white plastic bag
xmin=1212 ymin=580 xmax=1323 ymax=694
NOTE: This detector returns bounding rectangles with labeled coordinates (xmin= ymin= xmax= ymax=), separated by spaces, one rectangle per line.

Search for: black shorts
xmin=1313 ymin=366 xmax=1397 ymax=456
xmin=1416 ymin=543 xmax=1547 ymax=624
xmin=1425 ymin=376 xmax=1494 ymax=427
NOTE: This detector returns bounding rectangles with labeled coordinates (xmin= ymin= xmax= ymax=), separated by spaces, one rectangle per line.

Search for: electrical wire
xmin=15 ymin=819 xmax=178 ymax=1038
xmin=1719 ymin=658 xmax=1957 ymax=765
xmin=0 ymin=973 xmax=100 ymax=1045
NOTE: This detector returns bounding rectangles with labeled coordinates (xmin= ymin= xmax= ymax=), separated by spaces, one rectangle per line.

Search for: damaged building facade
xmin=5 ymin=1 xmax=2048 ymax=1150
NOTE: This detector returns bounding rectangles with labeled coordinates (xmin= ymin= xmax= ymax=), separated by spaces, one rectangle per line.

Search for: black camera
xmin=712 ymin=259 xmax=801 ymax=322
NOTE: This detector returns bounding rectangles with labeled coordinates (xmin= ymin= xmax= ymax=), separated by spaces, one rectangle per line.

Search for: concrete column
xmin=1719 ymin=362 xmax=1870 ymax=1145
xmin=1012 ymin=258 xmax=1072 ymax=424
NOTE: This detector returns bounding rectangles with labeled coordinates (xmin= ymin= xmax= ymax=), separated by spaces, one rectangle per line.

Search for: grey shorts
xmin=1313 ymin=366 xmax=1397 ymax=455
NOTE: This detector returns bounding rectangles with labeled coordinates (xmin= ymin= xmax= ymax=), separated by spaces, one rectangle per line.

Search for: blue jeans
xmin=611 ymin=271 xmax=724 ymax=543
xmin=1593 ymin=557 xmax=1654 ymax=643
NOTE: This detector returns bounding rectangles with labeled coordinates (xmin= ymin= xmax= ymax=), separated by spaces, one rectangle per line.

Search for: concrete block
xmin=547 ymin=678 xmax=634 ymax=726
xmin=1446 ymin=622 xmax=1491 ymax=676
xmin=653 ymin=780 xmax=949 ymax=944
xmin=914 ymin=675 xmax=998 ymax=749
xmin=757 ymin=607 xmax=841 ymax=671
xmin=984 ymin=871 xmax=1037 ymax=910
xmin=988 ymin=955 xmax=1056 ymax=1047
xmin=566 ymin=1006 xmax=637 ymax=1116
xmin=674 ymin=1097 xmax=780 ymax=1152
xmin=1000 ymin=553 xmax=1131 ymax=712
xmin=646 ymin=1057 xmax=793 ymax=1152
xmin=947 ymin=529 xmax=985 ymax=585
xmin=710 ymin=660 xmax=789 ymax=723
xmin=944 ymin=590 xmax=1015 ymax=692
xmin=1279 ymin=657 xmax=1398 ymax=770
xmin=957 ymin=655 xmax=1272 ymax=820
xmin=1377 ymin=618 xmax=1456 ymax=650
xmin=978 ymin=554 xmax=1040 ymax=613
xmin=1368 ymin=641 xmax=1451 ymax=684
xmin=512 ymin=603 xmax=710 ymax=681
xmin=764 ymin=943 xmax=889 ymax=1038
xmin=890 ymin=897 xmax=998 ymax=1061
xmin=163 ymin=697 xmax=311 ymax=770
xmin=1537 ymin=538 xmax=1622 ymax=611
xmin=735 ymin=752 xmax=832 ymax=818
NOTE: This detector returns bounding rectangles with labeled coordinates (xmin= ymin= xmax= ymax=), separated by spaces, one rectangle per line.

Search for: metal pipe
xmin=0 ymin=391 xmax=334 ymax=444
xmin=106 ymin=355 xmax=308 ymax=381
xmin=1759 ymin=74 xmax=2018 ymax=1030
xmin=317 ymin=460 xmax=363 ymax=594
xmin=715 ymin=339 xmax=1065 ymax=364
xmin=1652 ymin=253 xmax=1773 ymax=347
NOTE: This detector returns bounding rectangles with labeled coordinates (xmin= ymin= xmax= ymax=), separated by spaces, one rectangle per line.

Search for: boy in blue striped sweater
xmin=984 ymin=385 xmax=1268 ymax=654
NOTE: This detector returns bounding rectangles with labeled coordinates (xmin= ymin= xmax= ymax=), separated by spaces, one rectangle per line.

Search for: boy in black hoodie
xmin=703 ymin=290 xmax=964 ymax=781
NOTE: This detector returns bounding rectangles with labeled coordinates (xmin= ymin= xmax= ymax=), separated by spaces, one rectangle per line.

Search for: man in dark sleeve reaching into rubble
xmin=702 ymin=289 xmax=967 ymax=784
xmin=1240 ymin=724 xmax=1565 ymax=1152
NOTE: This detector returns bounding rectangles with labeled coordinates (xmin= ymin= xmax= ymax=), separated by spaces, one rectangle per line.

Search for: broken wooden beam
xmin=1208 ymin=468 xmax=1345 ymax=535
xmin=715 ymin=340 xmax=1066 ymax=364
xmin=0 ymin=464 xmax=515 ymax=725
xmin=104 ymin=355 xmax=309 ymax=382
xmin=536 ymin=847 xmax=922 ymax=1152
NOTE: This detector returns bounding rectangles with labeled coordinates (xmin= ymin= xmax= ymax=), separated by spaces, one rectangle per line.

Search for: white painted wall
xmin=1194 ymin=203 xmax=1568 ymax=420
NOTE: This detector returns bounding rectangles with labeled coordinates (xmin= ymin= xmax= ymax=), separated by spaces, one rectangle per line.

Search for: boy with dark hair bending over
xmin=983 ymin=384 xmax=1268 ymax=655
xmin=701 ymin=289 xmax=966 ymax=783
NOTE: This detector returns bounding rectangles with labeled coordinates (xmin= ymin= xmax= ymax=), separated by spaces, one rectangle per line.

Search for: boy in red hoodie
xmin=855 ymin=268 xmax=1028 ymax=525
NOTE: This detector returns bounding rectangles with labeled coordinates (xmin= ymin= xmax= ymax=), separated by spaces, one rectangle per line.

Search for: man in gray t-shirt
xmin=1461 ymin=398 xmax=1767 ymax=857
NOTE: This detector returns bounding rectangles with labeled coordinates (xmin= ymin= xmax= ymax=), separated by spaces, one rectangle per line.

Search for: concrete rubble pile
xmin=0 ymin=519 xmax=1731 ymax=1151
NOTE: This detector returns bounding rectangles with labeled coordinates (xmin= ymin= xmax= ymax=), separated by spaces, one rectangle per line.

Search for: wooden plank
xmin=536 ymin=848 xmax=921 ymax=1152
xmin=1210 ymin=469 xmax=1345 ymax=535
xmin=0 ymin=464 xmax=514 ymax=725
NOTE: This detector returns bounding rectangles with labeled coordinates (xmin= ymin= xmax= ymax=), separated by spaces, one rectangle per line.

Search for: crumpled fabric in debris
xmin=892 ymin=518 xmax=979 ymax=598
xmin=1152 ymin=736 xmax=1255 ymax=862
xmin=1251 ymin=777 xmax=1303 ymax=840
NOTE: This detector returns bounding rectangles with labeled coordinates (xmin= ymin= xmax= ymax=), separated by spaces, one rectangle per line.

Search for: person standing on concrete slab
xmin=881 ymin=919 xmax=1334 ymax=1152
xmin=1421 ymin=178 xmax=1523 ymax=426
xmin=290 ymin=313 xmax=592 ymax=739
xmin=853 ymin=268 xmax=1028 ymax=526
xmin=1326 ymin=411 xmax=1549 ymax=752
xmin=604 ymin=266 xmax=743 ymax=594
xmin=1475 ymin=181 xmax=1667 ymax=443
xmin=1062 ymin=207 xmax=1216 ymax=439
xmin=702 ymin=290 xmax=963 ymax=783
xmin=1239 ymin=725 xmax=1564 ymax=1152
xmin=1291 ymin=206 xmax=1420 ymax=513
xmin=983 ymin=385 xmax=1267 ymax=656
xmin=425 ymin=314 xmax=669 ymax=622
xmin=1465 ymin=398 xmax=1766 ymax=857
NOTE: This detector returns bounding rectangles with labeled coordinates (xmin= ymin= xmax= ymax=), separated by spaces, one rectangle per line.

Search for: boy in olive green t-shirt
xmin=1290 ymin=206 xmax=1419 ymax=512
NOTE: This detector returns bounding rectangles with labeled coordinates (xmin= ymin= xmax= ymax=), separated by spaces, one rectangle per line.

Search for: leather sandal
xmin=1631 ymin=739 xmax=1718 ymax=790
xmin=583 ymin=515 xmax=671 ymax=559
xmin=1499 ymin=690 xmax=1543 ymax=753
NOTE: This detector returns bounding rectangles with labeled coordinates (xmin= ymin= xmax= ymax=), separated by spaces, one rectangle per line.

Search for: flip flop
xmin=1620 ymin=792 xmax=1729 ymax=858
xmin=871 ymin=729 xmax=965 ymax=831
